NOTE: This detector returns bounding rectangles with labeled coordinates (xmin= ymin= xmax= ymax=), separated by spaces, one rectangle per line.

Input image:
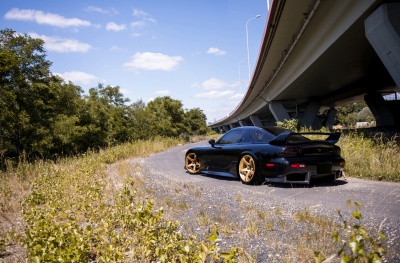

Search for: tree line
xmin=0 ymin=29 xmax=209 ymax=167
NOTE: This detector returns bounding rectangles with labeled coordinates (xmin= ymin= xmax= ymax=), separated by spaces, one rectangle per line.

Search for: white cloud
xmin=132 ymin=8 xmax=156 ymax=23
xmin=85 ymin=6 xmax=118 ymax=15
xmin=194 ymin=90 xmax=235 ymax=99
xmin=207 ymin=47 xmax=226 ymax=56
xmin=130 ymin=21 xmax=146 ymax=29
xmin=55 ymin=71 xmax=98 ymax=85
xmin=5 ymin=8 xmax=91 ymax=28
xmin=193 ymin=78 xmax=237 ymax=90
xmin=123 ymin=52 xmax=183 ymax=71
xmin=106 ymin=22 xmax=126 ymax=31
xmin=110 ymin=45 xmax=126 ymax=52
xmin=155 ymin=90 xmax=175 ymax=96
xmin=29 ymin=33 xmax=91 ymax=53
xmin=85 ymin=6 xmax=109 ymax=14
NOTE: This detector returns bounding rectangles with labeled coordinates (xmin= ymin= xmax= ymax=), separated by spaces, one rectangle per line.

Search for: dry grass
xmin=0 ymin=133 xmax=397 ymax=262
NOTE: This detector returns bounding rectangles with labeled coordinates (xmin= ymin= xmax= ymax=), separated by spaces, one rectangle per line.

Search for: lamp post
xmin=238 ymin=58 xmax=247 ymax=93
xmin=246 ymin=14 xmax=261 ymax=84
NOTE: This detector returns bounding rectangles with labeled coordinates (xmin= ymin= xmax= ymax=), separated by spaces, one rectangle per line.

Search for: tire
xmin=185 ymin=152 xmax=200 ymax=174
xmin=238 ymin=154 xmax=261 ymax=185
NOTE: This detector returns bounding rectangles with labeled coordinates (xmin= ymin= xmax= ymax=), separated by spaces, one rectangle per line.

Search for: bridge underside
xmin=210 ymin=0 xmax=400 ymax=133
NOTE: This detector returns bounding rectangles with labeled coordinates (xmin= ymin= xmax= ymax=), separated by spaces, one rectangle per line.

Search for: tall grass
xmin=338 ymin=132 xmax=400 ymax=182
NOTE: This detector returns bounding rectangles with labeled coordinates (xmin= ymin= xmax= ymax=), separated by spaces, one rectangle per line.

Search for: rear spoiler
xmin=269 ymin=131 xmax=341 ymax=145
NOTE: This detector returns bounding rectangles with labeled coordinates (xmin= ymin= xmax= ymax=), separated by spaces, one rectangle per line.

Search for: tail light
xmin=291 ymin=163 xmax=306 ymax=168
xmin=340 ymin=161 xmax=345 ymax=167
xmin=266 ymin=163 xmax=275 ymax=168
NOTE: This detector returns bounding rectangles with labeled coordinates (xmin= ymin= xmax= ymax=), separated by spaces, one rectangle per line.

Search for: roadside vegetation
xmin=0 ymin=136 xmax=392 ymax=262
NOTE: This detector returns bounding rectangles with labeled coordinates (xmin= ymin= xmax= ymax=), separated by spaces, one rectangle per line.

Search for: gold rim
xmin=239 ymin=155 xmax=255 ymax=182
xmin=185 ymin=153 xmax=200 ymax=174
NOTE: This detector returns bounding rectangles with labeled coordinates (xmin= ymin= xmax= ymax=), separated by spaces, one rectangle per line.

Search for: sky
xmin=1 ymin=0 xmax=268 ymax=123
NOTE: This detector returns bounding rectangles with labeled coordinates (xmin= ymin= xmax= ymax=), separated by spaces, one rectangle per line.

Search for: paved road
xmin=146 ymin=140 xmax=400 ymax=221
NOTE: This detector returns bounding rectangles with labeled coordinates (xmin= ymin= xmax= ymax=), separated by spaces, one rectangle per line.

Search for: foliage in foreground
xmin=315 ymin=200 xmax=386 ymax=263
xmin=2 ymin=138 xmax=239 ymax=262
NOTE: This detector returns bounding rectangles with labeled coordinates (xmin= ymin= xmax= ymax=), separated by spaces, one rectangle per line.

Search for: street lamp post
xmin=238 ymin=58 xmax=247 ymax=93
xmin=246 ymin=14 xmax=261 ymax=84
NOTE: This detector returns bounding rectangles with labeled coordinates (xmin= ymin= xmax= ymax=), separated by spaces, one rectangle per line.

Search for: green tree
xmin=127 ymin=99 xmax=152 ymax=140
xmin=335 ymin=102 xmax=374 ymax=127
xmin=79 ymin=84 xmax=130 ymax=148
xmin=0 ymin=29 xmax=56 ymax=160
xmin=184 ymin=108 xmax=208 ymax=135
xmin=146 ymin=96 xmax=187 ymax=137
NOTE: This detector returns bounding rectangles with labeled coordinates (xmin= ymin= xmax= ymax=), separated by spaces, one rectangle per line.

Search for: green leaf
xmin=353 ymin=210 xmax=362 ymax=220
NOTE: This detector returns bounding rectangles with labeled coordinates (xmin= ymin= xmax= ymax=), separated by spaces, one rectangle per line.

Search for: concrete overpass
xmin=209 ymin=0 xmax=400 ymax=132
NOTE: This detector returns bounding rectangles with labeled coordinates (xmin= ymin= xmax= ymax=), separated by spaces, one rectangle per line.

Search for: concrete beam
xmin=325 ymin=107 xmax=337 ymax=130
xmin=300 ymin=101 xmax=320 ymax=127
xmin=250 ymin=115 xmax=263 ymax=127
xmin=365 ymin=3 xmax=400 ymax=87
xmin=364 ymin=92 xmax=394 ymax=126
xmin=222 ymin=125 xmax=231 ymax=133
xmin=269 ymin=101 xmax=291 ymax=123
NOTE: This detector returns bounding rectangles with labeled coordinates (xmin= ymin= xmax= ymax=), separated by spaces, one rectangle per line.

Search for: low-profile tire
xmin=185 ymin=152 xmax=200 ymax=174
xmin=238 ymin=154 xmax=261 ymax=185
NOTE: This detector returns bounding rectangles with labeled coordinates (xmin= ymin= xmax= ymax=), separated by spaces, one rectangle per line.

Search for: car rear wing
xmin=269 ymin=131 xmax=342 ymax=145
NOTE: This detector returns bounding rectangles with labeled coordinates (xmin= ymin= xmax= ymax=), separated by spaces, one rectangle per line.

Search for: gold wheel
xmin=239 ymin=155 xmax=256 ymax=183
xmin=185 ymin=152 xmax=200 ymax=174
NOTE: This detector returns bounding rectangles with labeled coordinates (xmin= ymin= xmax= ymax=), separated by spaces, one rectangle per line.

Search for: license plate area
xmin=317 ymin=162 xmax=332 ymax=174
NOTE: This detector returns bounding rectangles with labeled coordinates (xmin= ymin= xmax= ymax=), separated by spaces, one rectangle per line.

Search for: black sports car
xmin=184 ymin=126 xmax=345 ymax=184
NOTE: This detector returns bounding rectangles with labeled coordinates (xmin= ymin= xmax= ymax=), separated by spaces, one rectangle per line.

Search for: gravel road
xmin=132 ymin=140 xmax=400 ymax=262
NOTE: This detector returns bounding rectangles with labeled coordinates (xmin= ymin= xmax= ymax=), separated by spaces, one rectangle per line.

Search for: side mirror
xmin=208 ymin=139 xmax=216 ymax=147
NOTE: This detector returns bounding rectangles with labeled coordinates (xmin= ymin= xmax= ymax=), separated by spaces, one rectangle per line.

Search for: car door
xmin=205 ymin=129 xmax=246 ymax=173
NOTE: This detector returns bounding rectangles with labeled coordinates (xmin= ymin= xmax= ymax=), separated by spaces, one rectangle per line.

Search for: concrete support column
xmin=364 ymin=92 xmax=394 ymax=126
xmin=365 ymin=3 xmax=400 ymax=87
xmin=325 ymin=107 xmax=337 ymax=130
xmin=222 ymin=125 xmax=231 ymax=133
xmin=250 ymin=115 xmax=263 ymax=127
xmin=239 ymin=120 xmax=246 ymax=126
xmin=300 ymin=101 xmax=320 ymax=127
xmin=269 ymin=101 xmax=291 ymax=123
xmin=229 ymin=123 xmax=237 ymax=129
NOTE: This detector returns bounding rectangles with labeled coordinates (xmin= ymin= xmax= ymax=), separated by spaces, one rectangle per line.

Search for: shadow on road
xmin=261 ymin=178 xmax=348 ymax=188
xmin=187 ymin=171 xmax=349 ymax=188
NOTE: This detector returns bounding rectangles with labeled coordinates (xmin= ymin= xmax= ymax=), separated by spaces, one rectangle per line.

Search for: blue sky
xmin=1 ymin=0 xmax=268 ymax=123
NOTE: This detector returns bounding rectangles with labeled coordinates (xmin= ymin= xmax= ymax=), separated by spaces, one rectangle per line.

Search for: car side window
xmin=217 ymin=130 xmax=244 ymax=144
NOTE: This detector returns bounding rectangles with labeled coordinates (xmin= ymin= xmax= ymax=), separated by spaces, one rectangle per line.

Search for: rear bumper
xmin=264 ymin=170 xmax=343 ymax=184
xmin=262 ymin=161 xmax=344 ymax=184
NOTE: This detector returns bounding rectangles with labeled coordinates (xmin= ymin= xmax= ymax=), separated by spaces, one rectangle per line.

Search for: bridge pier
xmin=250 ymin=115 xmax=263 ymax=127
xmin=299 ymin=101 xmax=320 ymax=128
xmin=269 ymin=102 xmax=291 ymax=123
xmin=324 ymin=107 xmax=337 ymax=130
xmin=365 ymin=2 xmax=400 ymax=88
xmin=364 ymin=92 xmax=400 ymax=127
